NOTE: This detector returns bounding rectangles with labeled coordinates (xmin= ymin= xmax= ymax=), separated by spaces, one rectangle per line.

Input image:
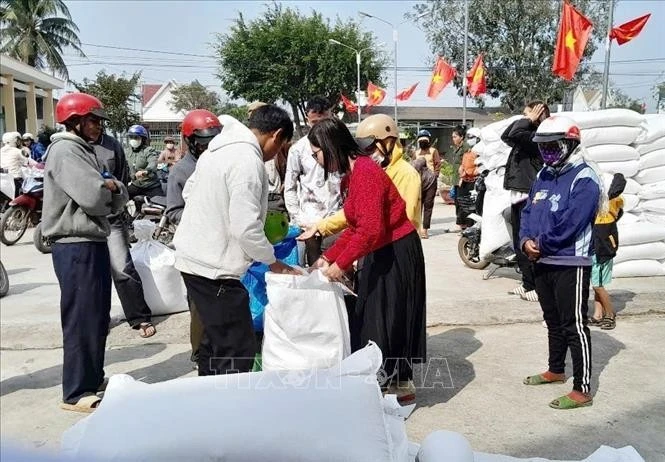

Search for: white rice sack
xmin=635 ymin=114 xmax=665 ymax=144
xmin=480 ymin=115 xmax=522 ymax=144
xmin=559 ymin=109 xmax=645 ymax=129
xmin=618 ymin=212 xmax=640 ymax=225
xmin=581 ymin=126 xmax=642 ymax=147
xmin=635 ymin=136 xmax=665 ymax=155
xmin=585 ymin=145 xmax=639 ymax=163
xmin=613 ymin=259 xmax=665 ymax=278
xmin=637 ymin=198 xmax=665 ymax=214
xmin=624 ymin=178 xmax=642 ymax=195
xmin=618 ymin=222 xmax=665 ymax=246
xmin=634 ymin=166 xmax=665 ymax=185
xmin=639 ymin=149 xmax=665 ymax=170
xmin=596 ymin=160 xmax=639 ymax=178
xmin=641 ymin=212 xmax=665 ymax=226
xmin=614 ymin=242 xmax=665 ymax=265
xmin=622 ymin=194 xmax=639 ymax=212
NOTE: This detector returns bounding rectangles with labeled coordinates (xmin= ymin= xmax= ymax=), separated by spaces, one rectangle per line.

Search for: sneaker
xmin=521 ymin=290 xmax=539 ymax=302
xmin=509 ymin=285 xmax=526 ymax=296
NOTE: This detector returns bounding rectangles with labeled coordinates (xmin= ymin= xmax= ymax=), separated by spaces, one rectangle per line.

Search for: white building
xmin=572 ymin=87 xmax=615 ymax=112
xmin=141 ymin=80 xmax=185 ymax=138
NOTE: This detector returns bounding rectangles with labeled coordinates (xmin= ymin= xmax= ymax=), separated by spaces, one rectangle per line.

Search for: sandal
xmin=601 ymin=316 xmax=616 ymax=330
xmin=138 ymin=322 xmax=156 ymax=338
xmin=523 ymin=372 xmax=566 ymax=385
xmin=549 ymin=393 xmax=593 ymax=409
xmin=60 ymin=395 xmax=102 ymax=414
xmin=588 ymin=317 xmax=604 ymax=327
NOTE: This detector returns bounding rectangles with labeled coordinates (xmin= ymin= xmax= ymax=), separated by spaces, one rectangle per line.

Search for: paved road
xmin=1 ymin=203 xmax=664 ymax=460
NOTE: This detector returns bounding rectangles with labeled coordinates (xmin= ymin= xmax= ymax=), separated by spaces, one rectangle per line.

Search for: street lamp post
xmin=329 ymin=39 xmax=377 ymax=123
xmin=359 ymin=11 xmax=429 ymax=126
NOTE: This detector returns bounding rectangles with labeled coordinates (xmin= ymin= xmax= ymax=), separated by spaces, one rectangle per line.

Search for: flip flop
xmin=523 ymin=373 xmax=566 ymax=385
xmin=60 ymin=395 xmax=101 ymax=414
xmin=138 ymin=322 xmax=156 ymax=338
xmin=549 ymin=394 xmax=593 ymax=409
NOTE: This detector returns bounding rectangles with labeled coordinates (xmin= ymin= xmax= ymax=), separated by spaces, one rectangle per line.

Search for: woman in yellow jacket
xmin=300 ymin=114 xmax=421 ymax=239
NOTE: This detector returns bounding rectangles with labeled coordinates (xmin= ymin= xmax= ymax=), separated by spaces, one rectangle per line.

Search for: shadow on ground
xmin=413 ymin=327 xmax=482 ymax=408
xmin=5 ymin=267 xmax=32 ymax=276
xmin=0 ymin=343 xmax=167 ymax=397
xmin=6 ymin=282 xmax=58 ymax=296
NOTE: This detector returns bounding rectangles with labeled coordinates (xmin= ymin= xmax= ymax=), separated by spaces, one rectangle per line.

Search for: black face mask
xmin=419 ymin=140 xmax=430 ymax=149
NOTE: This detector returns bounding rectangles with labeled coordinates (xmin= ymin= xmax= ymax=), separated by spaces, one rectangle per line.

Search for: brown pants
xmin=189 ymin=297 xmax=204 ymax=361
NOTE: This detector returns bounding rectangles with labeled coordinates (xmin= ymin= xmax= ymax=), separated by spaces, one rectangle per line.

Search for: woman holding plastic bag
xmin=307 ymin=117 xmax=426 ymax=403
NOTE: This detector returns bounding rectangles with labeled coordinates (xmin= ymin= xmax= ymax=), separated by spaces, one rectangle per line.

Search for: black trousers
xmin=534 ymin=264 xmax=592 ymax=394
xmin=127 ymin=183 xmax=163 ymax=199
xmin=455 ymin=181 xmax=475 ymax=227
xmin=52 ymin=241 xmax=111 ymax=404
xmin=108 ymin=217 xmax=152 ymax=327
xmin=512 ymin=200 xmax=536 ymax=291
xmin=304 ymin=234 xmax=337 ymax=267
xmin=181 ymin=274 xmax=257 ymax=376
xmin=421 ymin=183 xmax=438 ymax=230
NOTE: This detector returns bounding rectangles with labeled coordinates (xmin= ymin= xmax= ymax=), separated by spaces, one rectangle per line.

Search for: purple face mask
xmin=538 ymin=141 xmax=568 ymax=167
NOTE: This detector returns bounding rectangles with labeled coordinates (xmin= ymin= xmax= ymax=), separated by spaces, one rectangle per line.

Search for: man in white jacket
xmin=174 ymin=105 xmax=296 ymax=376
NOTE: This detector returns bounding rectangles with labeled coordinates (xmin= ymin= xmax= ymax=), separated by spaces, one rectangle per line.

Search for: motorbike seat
xmin=149 ymin=196 xmax=167 ymax=208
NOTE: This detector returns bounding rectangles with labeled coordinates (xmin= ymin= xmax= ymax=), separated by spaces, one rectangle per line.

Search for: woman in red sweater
xmin=307 ymin=117 xmax=426 ymax=403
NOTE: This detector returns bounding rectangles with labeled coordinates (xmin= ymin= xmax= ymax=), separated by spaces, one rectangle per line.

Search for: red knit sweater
xmin=323 ymin=156 xmax=415 ymax=270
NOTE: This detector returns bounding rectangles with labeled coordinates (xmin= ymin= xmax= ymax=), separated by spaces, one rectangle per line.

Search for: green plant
xmin=439 ymin=161 xmax=454 ymax=187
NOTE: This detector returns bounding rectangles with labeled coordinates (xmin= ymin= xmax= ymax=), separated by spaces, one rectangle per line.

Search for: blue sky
xmin=63 ymin=1 xmax=664 ymax=111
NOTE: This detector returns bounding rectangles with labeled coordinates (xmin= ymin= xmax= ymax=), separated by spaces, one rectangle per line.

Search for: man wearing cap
xmin=158 ymin=135 xmax=182 ymax=169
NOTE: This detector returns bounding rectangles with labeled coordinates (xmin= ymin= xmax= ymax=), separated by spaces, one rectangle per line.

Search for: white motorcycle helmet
xmin=533 ymin=116 xmax=581 ymax=167
xmin=2 ymin=132 xmax=21 ymax=147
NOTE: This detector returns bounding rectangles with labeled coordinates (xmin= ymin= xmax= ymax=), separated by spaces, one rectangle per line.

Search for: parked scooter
xmin=0 ymin=167 xmax=44 ymax=246
xmin=127 ymin=195 xmax=175 ymax=246
xmin=458 ymin=167 xmax=518 ymax=279
xmin=0 ymin=260 xmax=8 ymax=298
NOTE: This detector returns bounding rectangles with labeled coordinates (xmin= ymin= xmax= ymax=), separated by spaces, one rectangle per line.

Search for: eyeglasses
xmin=311 ymin=148 xmax=323 ymax=159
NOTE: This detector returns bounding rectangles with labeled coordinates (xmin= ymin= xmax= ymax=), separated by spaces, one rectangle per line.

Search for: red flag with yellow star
xmin=427 ymin=57 xmax=456 ymax=99
xmin=366 ymin=82 xmax=387 ymax=106
xmin=466 ymin=55 xmax=487 ymax=97
xmin=395 ymin=82 xmax=419 ymax=102
xmin=610 ymin=13 xmax=650 ymax=46
xmin=552 ymin=2 xmax=593 ymax=81
xmin=340 ymin=94 xmax=358 ymax=113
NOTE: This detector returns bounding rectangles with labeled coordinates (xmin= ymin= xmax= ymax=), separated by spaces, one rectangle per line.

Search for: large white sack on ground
xmin=130 ymin=220 xmax=188 ymax=316
xmin=585 ymin=145 xmax=639 ymax=163
xmin=622 ymin=194 xmax=639 ymax=212
xmin=559 ymin=109 xmax=644 ymax=129
xmin=581 ymin=126 xmax=642 ymax=147
xmin=595 ymin=160 xmax=639 ymax=178
xmin=479 ymin=174 xmax=512 ymax=260
xmin=614 ymin=242 xmax=665 ymax=265
xmin=617 ymin=222 xmax=665 ymax=246
xmin=636 ymin=198 xmax=665 ymax=214
xmin=638 ymin=149 xmax=665 ymax=170
xmin=262 ymin=270 xmax=351 ymax=371
xmin=634 ymin=165 xmax=665 ymax=185
xmin=640 ymin=212 xmax=665 ymax=226
xmin=614 ymin=259 xmax=665 ymax=278
xmin=618 ymin=212 xmax=640 ymax=225
xmin=635 ymin=113 xmax=665 ymax=144
xmin=635 ymin=136 xmax=665 ymax=155
xmin=62 ymin=343 xmax=411 ymax=462
xmin=480 ymin=115 xmax=522 ymax=144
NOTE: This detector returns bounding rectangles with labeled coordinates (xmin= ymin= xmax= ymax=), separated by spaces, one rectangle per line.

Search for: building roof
xmin=369 ymin=105 xmax=514 ymax=126
xmin=141 ymin=80 xmax=186 ymax=123
xmin=142 ymin=84 xmax=162 ymax=106
xmin=0 ymin=54 xmax=65 ymax=89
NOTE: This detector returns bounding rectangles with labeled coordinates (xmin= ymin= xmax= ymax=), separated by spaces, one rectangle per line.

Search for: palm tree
xmin=0 ymin=0 xmax=85 ymax=80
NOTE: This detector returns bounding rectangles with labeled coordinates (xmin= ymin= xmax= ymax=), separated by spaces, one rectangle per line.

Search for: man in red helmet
xmin=42 ymin=92 xmax=128 ymax=412
xmin=166 ymin=109 xmax=223 ymax=365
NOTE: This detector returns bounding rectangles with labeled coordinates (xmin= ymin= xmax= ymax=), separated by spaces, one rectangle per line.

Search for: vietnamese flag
xmin=366 ymin=82 xmax=387 ymax=106
xmin=610 ymin=13 xmax=650 ymax=46
xmin=340 ymin=94 xmax=358 ymax=113
xmin=427 ymin=57 xmax=456 ymax=99
xmin=466 ymin=55 xmax=487 ymax=97
xmin=552 ymin=2 xmax=594 ymax=81
xmin=396 ymin=82 xmax=419 ymax=102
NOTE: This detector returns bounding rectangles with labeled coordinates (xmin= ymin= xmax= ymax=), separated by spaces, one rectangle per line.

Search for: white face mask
xmin=129 ymin=139 xmax=142 ymax=148
xmin=467 ymin=137 xmax=479 ymax=147
xmin=165 ymin=143 xmax=175 ymax=149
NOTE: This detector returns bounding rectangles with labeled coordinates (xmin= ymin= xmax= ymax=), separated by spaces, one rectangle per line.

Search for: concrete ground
xmin=1 ymin=202 xmax=664 ymax=460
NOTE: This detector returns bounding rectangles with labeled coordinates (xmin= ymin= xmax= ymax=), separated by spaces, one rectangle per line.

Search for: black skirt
xmin=351 ymin=231 xmax=426 ymax=383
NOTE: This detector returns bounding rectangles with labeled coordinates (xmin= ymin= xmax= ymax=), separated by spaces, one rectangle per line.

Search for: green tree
xmin=218 ymin=100 xmax=249 ymax=123
xmin=654 ymin=81 xmax=665 ymax=113
xmin=410 ymin=0 xmax=609 ymax=110
xmin=610 ymin=88 xmax=645 ymax=114
xmin=0 ymin=0 xmax=84 ymax=80
xmin=213 ymin=3 xmax=387 ymax=131
xmin=169 ymin=80 xmax=222 ymax=114
xmin=72 ymin=70 xmax=141 ymax=136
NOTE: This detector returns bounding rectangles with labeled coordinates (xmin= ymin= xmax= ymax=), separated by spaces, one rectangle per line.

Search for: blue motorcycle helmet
xmin=417 ymin=129 xmax=432 ymax=139
xmin=127 ymin=125 xmax=149 ymax=149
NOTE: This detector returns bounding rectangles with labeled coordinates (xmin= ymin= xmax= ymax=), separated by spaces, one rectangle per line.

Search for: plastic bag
xmin=130 ymin=220 xmax=188 ymax=316
xmin=262 ymin=269 xmax=351 ymax=371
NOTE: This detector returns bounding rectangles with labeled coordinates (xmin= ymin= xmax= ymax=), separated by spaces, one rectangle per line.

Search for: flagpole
xmin=601 ymin=0 xmax=615 ymax=109
xmin=462 ymin=0 xmax=469 ymax=125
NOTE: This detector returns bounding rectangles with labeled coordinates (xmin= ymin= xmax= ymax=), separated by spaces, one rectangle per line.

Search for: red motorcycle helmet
xmin=55 ymin=93 xmax=108 ymax=124
xmin=181 ymin=109 xmax=222 ymax=139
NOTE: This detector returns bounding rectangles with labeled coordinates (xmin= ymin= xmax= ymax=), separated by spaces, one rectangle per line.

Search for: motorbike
xmin=128 ymin=195 xmax=176 ymax=246
xmin=458 ymin=167 xmax=518 ymax=279
xmin=0 ymin=260 xmax=8 ymax=298
xmin=0 ymin=167 xmax=44 ymax=246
